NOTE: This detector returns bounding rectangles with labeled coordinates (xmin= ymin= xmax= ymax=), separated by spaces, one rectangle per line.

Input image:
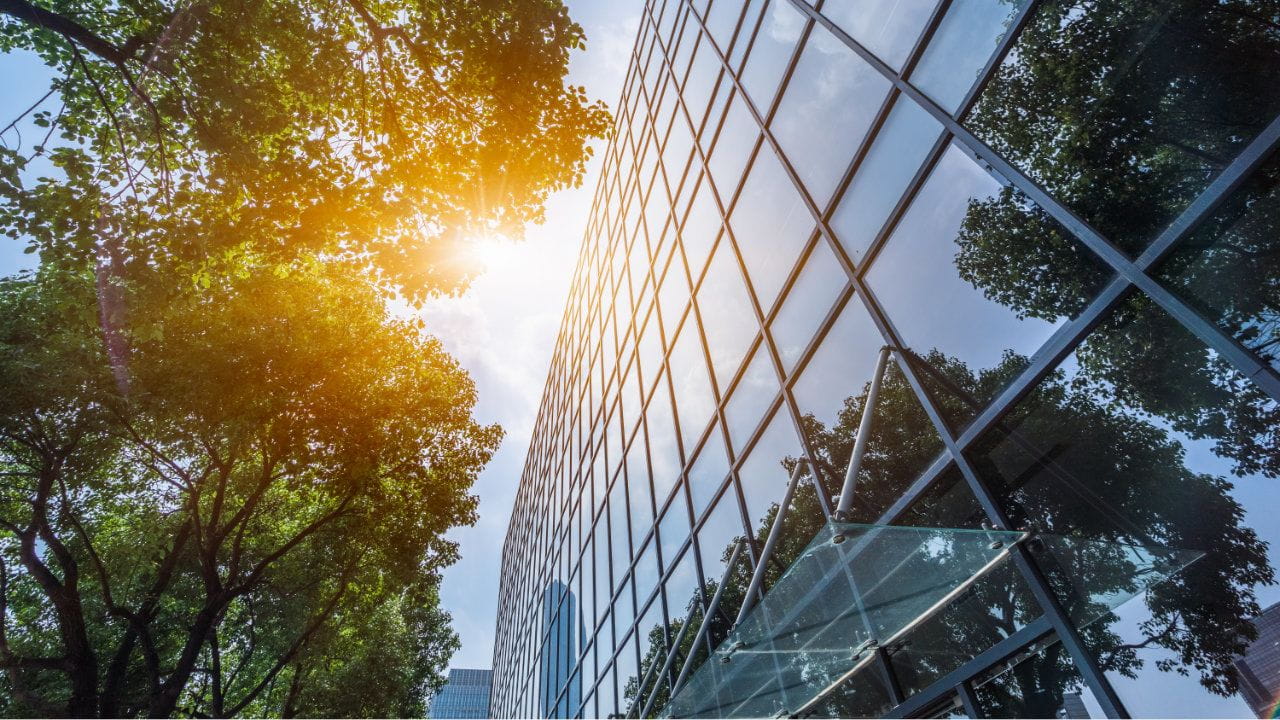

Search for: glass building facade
xmin=428 ymin=668 xmax=493 ymax=719
xmin=491 ymin=0 xmax=1280 ymax=717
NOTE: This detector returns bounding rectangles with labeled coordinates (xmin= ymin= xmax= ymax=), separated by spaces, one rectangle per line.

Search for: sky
xmin=424 ymin=1 xmax=642 ymax=669
xmin=0 ymin=0 xmax=641 ymax=672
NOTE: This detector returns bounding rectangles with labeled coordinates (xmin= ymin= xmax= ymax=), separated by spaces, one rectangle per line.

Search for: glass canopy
xmin=661 ymin=523 xmax=1200 ymax=719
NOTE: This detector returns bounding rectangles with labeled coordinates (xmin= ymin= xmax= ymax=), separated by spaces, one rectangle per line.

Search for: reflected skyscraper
xmin=491 ymin=0 xmax=1280 ymax=717
xmin=540 ymin=581 xmax=581 ymax=718
xmin=1236 ymin=602 xmax=1280 ymax=719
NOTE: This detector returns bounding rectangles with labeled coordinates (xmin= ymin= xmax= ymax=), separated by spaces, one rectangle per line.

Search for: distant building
xmin=1058 ymin=692 xmax=1091 ymax=719
xmin=539 ymin=581 xmax=581 ymax=718
xmin=486 ymin=0 xmax=1280 ymax=716
xmin=428 ymin=668 xmax=492 ymax=719
xmin=1236 ymin=601 xmax=1280 ymax=718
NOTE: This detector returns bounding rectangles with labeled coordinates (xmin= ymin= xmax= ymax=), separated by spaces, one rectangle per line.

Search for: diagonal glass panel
xmin=662 ymin=522 xmax=1200 ymax=718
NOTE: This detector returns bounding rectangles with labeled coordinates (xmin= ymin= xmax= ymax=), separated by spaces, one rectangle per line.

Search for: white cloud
xmin=430 ymin=0 xmax=641 ymax=670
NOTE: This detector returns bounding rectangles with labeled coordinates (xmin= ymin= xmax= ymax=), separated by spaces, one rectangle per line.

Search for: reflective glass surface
xmin=831 ymin=94 xmax=943 ymax=264
xmin=491 ymin=0 xmax=1280 ymax=714
xmin=729 ymin=147 xmax=814 ymax=312
xmin=722 ymin=342 xmax=778 ymax=451
xmin=770 ymin=240 xmax=847 ymax=371
xmin=695 ymin=239 xmax=758 ymax=390
xmin=865 ymin=145 xmax=1110 ymax=429
xmin=738 ymin=0 xmax=805 ymax=112
xmin=771 ymin=24 xmax=891 ymax=205
xmin=1157 ymin=150 xmax=1280 ymax=373
xmin=822 ymin=0 xmax=939 ymax=70
xmin=969 ymin=0 xmax=1280 ymax=255
xmin=911 ymin=0 xmax=1028 ymax=114
xmin=663 ymin=523 xmax=1194 ymax=718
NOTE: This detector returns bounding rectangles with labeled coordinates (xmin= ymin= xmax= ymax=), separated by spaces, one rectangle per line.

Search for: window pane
xmin=696 ymin=491 xmax=749 ymax=590
xmin=736 ymin=407 xmax=804 ymax=532
xmin=968 ymin=0 xmax=1280 ymax=255
xmin=646 ymin=374 xmax=683 ymax=506
xmin=707 ymin=93 xmax=759 ymax=201
xmin=966 ymin=294 xmax=1280 ymax=717
xmin=682 ymin=35 xmax=722 ymax=132
xmin=730 ymin=147 xmax=814 ymax=312
xmin=739 ymin=0 xmax=805 ymax=111
xmin=705 ymin=0 xmax=744 ymax=51
xmin=865 ymin=144 xmax=1111 ymax=429
xmin=664 ymin=547 xmax=702 ymax=625
xmin=667 ymin=313 xmax=717 ymax=450
xmin=831 ymin=94 xmax=943 ymax=264
xmin=681 ymin=175 xmax=723 ymax=277
xmin=723 ymin=343 xmax=779 ymax=452
xmin=687 ymin=423 xmax=732 ymax=520
xmin=657 ymin=492 xmax=691 ymax=573
xmin=771 ymin=240 xmax=848 ymax=372
xmin=771 ymin=24 xmax=892 ymax=205
xmin=1157 ymin=150 xmax=1280 ymax=373
xmin=696 ymin=239 xmax=758 ymax=389
xmin=792 ymin=294 xmax=945 ymax=521
xmin=911 ymin=0 xmax=1029 ymax=113
xmin=822 ymin=0 xmax=940 ymax=69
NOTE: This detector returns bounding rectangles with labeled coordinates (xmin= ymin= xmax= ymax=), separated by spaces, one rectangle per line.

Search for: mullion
xmin=789 ymin=0 xmax=1280 ymax=401
xmin=651 ymin=0 xmax=837 ymax=517
xmin=679 ymin=0 xmax=1133 ymax=712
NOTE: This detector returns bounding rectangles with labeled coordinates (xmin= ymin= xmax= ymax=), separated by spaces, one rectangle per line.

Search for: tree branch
xmin=0 ymin=0 xmax=134 ymax=64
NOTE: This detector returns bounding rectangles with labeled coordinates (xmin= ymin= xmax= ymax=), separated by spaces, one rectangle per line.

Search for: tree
xmin=0 ymin=261 xmax=501 ymax=717
xmin=0 ymin=0 xmax=609 ymax=716
xmin=0 ymin=0 xmax=610 ymax=301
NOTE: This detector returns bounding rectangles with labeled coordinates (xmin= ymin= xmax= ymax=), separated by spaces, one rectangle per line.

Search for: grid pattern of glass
xmin=491 ymin=0 xmax=1280 ymax=717
xmin=428 ymin=668 xmax=493 ymax=719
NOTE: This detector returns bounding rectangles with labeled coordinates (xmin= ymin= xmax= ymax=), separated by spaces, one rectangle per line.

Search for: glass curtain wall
xmin=490 ymin=0 xmax=1280 ymax=717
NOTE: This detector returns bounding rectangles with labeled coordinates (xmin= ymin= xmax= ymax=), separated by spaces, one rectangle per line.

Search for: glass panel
xmin=688 ymin=423 xmax=732 ymax=520
xmin=831 ymin=95 xmax=943 ymax=264
xmin=683 ymin=176 xmax=724 ymax=278
xmin=739 ymin=0 xmax=805 ymax=112
xmin=667 ymin=313 xmax=717 ymax=450
xmin=865 ymin=144 xmax=1111 ymax=430
xmin=647 ymin=375 xmax=684 ymax=506
xmin=627 ymin=430 xmax=656 ymax=545
xmin=707 ymin=93 xmax=759 ymax=203
xmin=635 ymin=538 xmax=663 ymax=610
xmin=697 ymin=239 xmax=759 ymax=390
xmin=705 ymin=0 xmax=743 ymax=51
xmin=730 ymin=148 xmax=814 ymax=313
xmin=610 ymin=477 xmax=632 ymax=596
xmin=722 ymin=343 xmax=779 ymax=452
xmin=697 ymin=492 xmax=750 ymax=592
xmin=912 ymin=0 xmax=1029 ymax=114
xmin=662 ymin=522 xmax=1194 ymax=718
xmin=683 ymin=36 xmax=722 ymax=132
xmin=770 ymin=241 xmax=848 ymax=373
xmin=658 ymin=492 xmax=692 ymax=573
xmin=614 ymin=636 xmax=638 ymax=718
xmin=791 ymin=295 xmax=943 ymax=523
xmin=966 ymin=294 xmax=1280 ymax=717
xmin=770 ymin=24 xmax=892 ymax=206
xmin=634 ymin=597 xmax=669 ymax=713
xmin=1157 ymin=150 xmax=1280 ymax=373
xmin=666 ymin=548 xmax=704 ymax=625
xmin=968 ymin=0 xmax=1280 ymax=255
xmin=822 ymin=0 xmax=940 ymax=70
xmin=736 ymin=407 xmax=804 ymax=534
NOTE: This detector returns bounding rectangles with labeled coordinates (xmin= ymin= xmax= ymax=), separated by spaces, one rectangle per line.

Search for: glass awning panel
xmin=661 ymin=523 xmax=1200 ymax=719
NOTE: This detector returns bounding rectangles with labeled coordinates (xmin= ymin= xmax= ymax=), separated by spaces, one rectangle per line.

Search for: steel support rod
xmin=652 ymin=539 xmax=747 ymax=713
xmin=735 ymin=459 xmax=809 ymax=627
xmin=836 ymin=346 xmax=893 ymax=519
